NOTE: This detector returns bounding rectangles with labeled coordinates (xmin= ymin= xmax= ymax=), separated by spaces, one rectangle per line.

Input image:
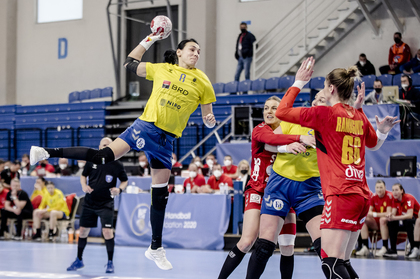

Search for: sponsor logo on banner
xmin=162 ymin=80 xmax=171 ymax=89
xmin=345 ymin=165 xmax=364 ymax=181
xmin=130 ymin=203 xmax=151 ymax=236
xmin=105 ymin=175 xmax=113 ymax=183
xmin=136 ymin=138 xmax=145 ymax=149
xmin=250 ymin=194 xmax=261 ymax=204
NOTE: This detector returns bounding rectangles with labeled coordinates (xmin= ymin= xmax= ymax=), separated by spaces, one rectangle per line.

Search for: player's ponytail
xmin=164 ymin=50 xmax=178 ymax=65
xmin=326 ymin=66 xmax=361 ymax=103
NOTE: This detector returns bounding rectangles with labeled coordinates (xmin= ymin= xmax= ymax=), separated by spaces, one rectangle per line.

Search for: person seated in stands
xmin=203 ymin=154 xmax=217 ymax=176
xmin=32 ymin=181 xmax=69 ymax=241
xmin=402 ymin=49 xmax=420 ymax=75
xmin=30 ymin=177 xmax=49 ymax=209
xmin=55 ymin=158 xmax=73 ymax=176
xmin=379 ymin=32 xmax=412 ymax=75
xmin=384 ymin=183 xmax=420 ymax=258
xmin=183 ymin=163 xmax=208 ymax=193
xmin=356 ymin=180 xmax=392 ymax=256
xmin=31 ymin=159 xmax=56 ymax=177
xmin=364 ymin=80 xmax=384 ymax=104
xmin=0 ymin=178 xmax=33 ymax=240
xmin=171 ymin=153 xmax=182 ymax=168
xmin=132 ymin=152 xmax=151 ymax=177
xmin=411 ymin=216 xmax=420 ymax=259
xmin=399 ymin=74 xmax=420 ymax=115
xmin=235 ymin=159 xmax=251 ymax=187
xmin=191 ymin=156 xmax=204 ymax=175
xmin=20 ymin=154 xmax=35 ymax=176
xmin=1 ymin=160 xmax=21 ymax=188
xmin=222 ymin=155 xmax=238 ymax=179
xmin=73 ymin=160 xmax=86 ymax=177
xmin=205 ymin=164 xmax=233 ymax=193
xmin=0 ymin=182 xmax=9 ymax=216
xmin=355 ymin=53 xmax=376 ymax=76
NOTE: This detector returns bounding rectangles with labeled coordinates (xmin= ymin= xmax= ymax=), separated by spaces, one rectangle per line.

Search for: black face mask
xmin=394 ymin=37 xmax=401 ymax=44
xmin=240 ymin=169 xmax=248 ymax=175
xmin=241 ymin=29 xmax=247 ymax=33
xmin=374 ymin=88 xmax=382 ymax=93
xmin=40 ymin=163 xmax=46 ymax=168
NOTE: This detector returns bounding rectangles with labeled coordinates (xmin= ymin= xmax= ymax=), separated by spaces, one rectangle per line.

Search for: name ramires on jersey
xmin=335 ymin=117 xmax=364 ymax=135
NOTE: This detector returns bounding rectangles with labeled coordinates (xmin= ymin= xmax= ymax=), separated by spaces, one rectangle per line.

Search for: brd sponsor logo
xmin=172 ymin=84 xmax=189 ymax=95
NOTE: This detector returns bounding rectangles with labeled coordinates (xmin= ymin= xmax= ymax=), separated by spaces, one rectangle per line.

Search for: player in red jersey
xmin=218 ymin=96 xmax=315 ymax=279
xmin=356 ymin=180 xmax=393 ymax=256
xmin=275 ymin=57 xmax=399 ymax=279
xmin=384 ymin=183 xmax=420 ymax=258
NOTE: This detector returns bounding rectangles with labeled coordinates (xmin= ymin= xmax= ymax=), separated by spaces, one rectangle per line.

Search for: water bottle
xmin=61 ymin=229 xmax=68 ymax=243
xmin=144 ymin=168 xmax=149 ymax=176
xmin=369 ymin=167 xmax=373 ymax=178
xmin=186 ymin=183 xmax=191 ymax=194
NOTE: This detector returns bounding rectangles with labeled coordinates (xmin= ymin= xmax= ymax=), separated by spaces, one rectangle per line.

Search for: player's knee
xmin=321 ymin=258 xmax=350 ymax=279
xmin=280 ymin=245 xmax=294 ymax=256
xmin=79 ymin=227 xmax=90 ymax=238
xmin=151 ymin=187 xmax=169 ymax=211
xmin=238 ymin=236 xmax=257 ymax=252
xmin=313 ymin=237 xmax=322 ymax=258
xmin=102 ymin=228 xmax=114 ymax=239
xmin=89 ymin=146 xmax=115 ymax=165
xmin=254 ymin=239 xmax=276 ymax=264
xmin=379 ymin=217 xmax=388 ymax=225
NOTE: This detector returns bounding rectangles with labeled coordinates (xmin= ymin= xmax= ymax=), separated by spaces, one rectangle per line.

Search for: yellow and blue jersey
xmin=39 ymin=189 xmax=69 ymax=216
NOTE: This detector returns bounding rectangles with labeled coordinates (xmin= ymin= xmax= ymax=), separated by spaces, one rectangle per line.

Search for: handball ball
xmin=150 ymin=15 xmax=172 ymax=39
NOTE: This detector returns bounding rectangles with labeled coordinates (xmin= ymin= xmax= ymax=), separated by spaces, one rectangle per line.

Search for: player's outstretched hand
xmin=299 ymin=135 xmax=316 ymax=148
xmin=295 ymin=56 xmax=315 ymax=83
xmin=203 ymin=113 xmax=216 ymax=128
xmin=376 ymin=115 xmax=400 ymax=134
xmin=82 ymin=184 xmax=94 ymax=194
xmin=354 ymin=82 xmax=365 ymax=110
xmin=287 ymin=142 xmax=306 ymax=155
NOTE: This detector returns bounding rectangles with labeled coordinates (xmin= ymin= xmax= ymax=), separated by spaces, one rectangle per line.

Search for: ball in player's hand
xmin=150 ymin=15 xmax=172 ymax=39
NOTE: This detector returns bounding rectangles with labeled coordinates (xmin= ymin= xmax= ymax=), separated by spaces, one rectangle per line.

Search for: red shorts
xmin=320 ymin=193 xmax=369 ymax=232
xmin=244 ymin=187 xmax=296 ymax=215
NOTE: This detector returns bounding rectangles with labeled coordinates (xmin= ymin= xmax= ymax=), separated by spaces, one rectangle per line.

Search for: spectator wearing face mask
xmin=31 ymin=160 xmax=55 ymax=177
xmin=1 ymin=160 xmax=21 ymax=188
xmin=206 ymin=164 xmax=233 ymax=193
xmin=183 ymin=163 xmax=208 ymax=193
xmin=203 ymin=154 xmax=217 ymax=170
xmin=54 ymin=158 xmax=73 ymax=176
xmin=20 ymin=154 xmax=35 ymax=176
xmin=191 ymin=156 xmax=203 ymax=175
xmin=399 ymin=74 xmax=420 ymax=115
xmin=171 ymin=153 xmax=182 ymax=168
xmin=355 ymin=53 xmax=376 ymax=76
xmin=235 ymin=160 xmax=251 ymax=186
xmin=379 ymin=32 xmax=412 ymax=75
xmin=135 ymin=153 xmax=151 ymax=177
xmin=73 ymin=160 xmax=86 ymax=176
xmin=365 ymin=80 xmax=384 ymax=104
xmin=402 ymin=49 xmax=420 ymax=75
xmin=222 ymin=155 xmax=238 ymax=179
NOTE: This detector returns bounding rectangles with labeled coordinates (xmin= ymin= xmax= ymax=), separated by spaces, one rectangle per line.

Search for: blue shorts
xmin=118 ymin=119 xmax=175 ymax=169
xmin=261 ymin=172 xmax=324 ymax=217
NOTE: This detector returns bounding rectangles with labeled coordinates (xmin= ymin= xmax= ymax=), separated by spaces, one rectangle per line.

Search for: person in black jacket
xmin=234 ymin=22 xmax=256 ymax=81
xmin=399 ymin=74 xmax=420 ymax=115
xmin=355 ymin=53 xmax=376 ymax=76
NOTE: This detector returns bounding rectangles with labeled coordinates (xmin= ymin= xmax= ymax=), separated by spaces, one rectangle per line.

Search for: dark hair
xmin=359 ymin=53 xmax=366 ymax=58
xmin=326 ymin=66 xmax=361 ymax=102
xmin=164 ymin=39 xmax=199 ymax=65
xmin=177 ymin=38 xmax=199 ymax=50
xmin=375 ymin=179 xmax=386 ymax=186
xmin=374 ymin=79 xmax=383 ymax=85
xmin=22 ymin=154 xmax=29 ymax=159
xmin=37 ymin=176 xmax=46 ymax=184
xmin=240 ymin=22 xmax=247 ymax=26
xmin=392 ymin=183 xmax=405 ymax=194
xmin=401 ymin=74 xmax=412 ymax=87
xmin=394 ymin=32 xmax=402 ymax=38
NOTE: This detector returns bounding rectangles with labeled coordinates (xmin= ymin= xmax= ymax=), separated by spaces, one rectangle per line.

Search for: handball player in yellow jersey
xmin=30 ymin=33 xmax=217 ymax=270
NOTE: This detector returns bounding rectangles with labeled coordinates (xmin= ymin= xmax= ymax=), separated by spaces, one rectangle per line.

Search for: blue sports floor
xmin=0 ymin=241 xmax=418 ymax=279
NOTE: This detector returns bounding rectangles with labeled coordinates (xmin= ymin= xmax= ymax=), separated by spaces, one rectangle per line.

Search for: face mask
xmin=59 ymin=164 xmax=67 ymax=170
xmin=417 ymin=56 xmax=420 ymax=61
xmin=206 ymin=159 xmax=214 ymax=166
xmin=224 ymin=160 xmax=232 ymax=167
xmin=213 ymin=170 xmax=222 ymax=178
xmin=240 ymin=169 xmax=248 ymax=175
xmin=394 ymin=37 xmax=401 ymax=44
xmin=194 ymin=161 xmax=201 ymax=167
xmin=21 ymin=161 xmax=28 ymax=167
xmin=402 ymin=83 xmax=409 ymax=90
xmin=78 ymin=162 xmax=85 ymax=168
xmin=172 ymin=159 xmax=176 ymax=166
xmin=241 ymin=28 xmax=247 ymax=33
xmin=359 ymin=61 xmax=366 ymax=66
xmin=374 ymin=88 xmax=382 ymax=93
xmin=40 ymin=163 xmax=46 ymax=168
xmin=139 ymin=162 xmax=146 ymax=168
xmin=189 ymin=171 xmax=197 ymax=178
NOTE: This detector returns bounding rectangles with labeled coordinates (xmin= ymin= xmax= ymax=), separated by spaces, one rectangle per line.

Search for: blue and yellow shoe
xmin=105 ymin=260 xmax=114 ymax=273
xmin=67 ymin=258 xmax=84 ymax=271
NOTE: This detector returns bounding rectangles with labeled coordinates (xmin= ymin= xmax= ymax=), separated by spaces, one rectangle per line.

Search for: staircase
xmin=252 ymin=0 xmax=382 ymax=79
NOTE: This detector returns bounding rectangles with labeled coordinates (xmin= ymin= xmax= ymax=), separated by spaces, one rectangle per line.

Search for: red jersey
xmin=223 ymin=165 xmax=237 ymax=175
xmin=173 ymin=162 xmax=182 ymax=168
xmin=35 ymin=164 xmax=55 ymax=175
xmin=370 ymin=190 xmax=393 ymax=213
xmin=0 ymin=188 xmax=9 ymax=209
xmin=392 ymin=193 xmax=420 ymax=218
xmin=207 ymin=173 xmax=233 ymax=190
xmin=276 ymin=87 xmax=378 ymax=199
xmin=247 ymin=122 xmax=300 ymax=193
xmin=183 ymin=174 xmax=206 ymax=189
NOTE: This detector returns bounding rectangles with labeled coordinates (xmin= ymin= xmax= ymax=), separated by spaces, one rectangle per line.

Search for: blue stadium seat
xmin=251 ymin=79 xmax=266 ymax=91
xmin=16 ymin=102 xmax=110 ymax=114
xmin=212 ymin=83 xmax=225 ymax=94
xmin=279 ymin=76 xmax=295 ymax=89
xmin=309 ymin=77 xmax=325 ymax=89
xmin=377 ymin=74 xmax=393 ymax=86
xmin=101 ymin=87 xmax=113 ymax=98
xmin=90 ymin=88 xmax=101 ymax=99
xmin=411 ymin=73 xmax=420 ymax=87
xmin=238 ymin=80 xmax=252 ymax=92
xmin=361 ymin=75 xmax=376 ymax=90
xmin=79 ymin=90 xmax=91 ymax=101
xmin=392 ymin=73 xmax=403 ymax=87
xmin=265 ymin=77 xmax=280 ymax=90
xmin=224 ymin=81 xmax=238 ymax=94
xmin=68 ymin=91 xmax=80 ymax=103
xmin=0 ymin=105 xmax=18 ymax=114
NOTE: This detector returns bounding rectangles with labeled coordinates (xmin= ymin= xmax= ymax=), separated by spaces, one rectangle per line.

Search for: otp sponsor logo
xmin=345 ymin=165 xmax=364 ymax=181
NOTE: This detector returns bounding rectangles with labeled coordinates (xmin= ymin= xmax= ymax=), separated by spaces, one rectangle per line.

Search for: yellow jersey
xmin=272 ymin=121 xmax=320 ymax=181
xmin=31 ymin=186 xmax=49 ymax=201
xmin=39 ymin=189 xmax=70 ymax=216
xmin=140 ymin=63 xmax=216 ymax=137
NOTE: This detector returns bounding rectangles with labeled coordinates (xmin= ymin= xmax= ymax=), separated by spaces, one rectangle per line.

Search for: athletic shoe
xmin=355 ymin=245 xmax=369 ymax=256
xmin=13 ymin=236 xmax=23 ymax=241
xmin=383 ymin=250 xmax=398 ymax=258
xmin=48 ymin=230 xmax=59 ymax=241
xmin=32 ymin=234 xmax=42 ymax=242
xmin=67 ymin=258 xmax=84 ymax=271
xmin=105 ymin=260 xmax=114 ymax=273
xmin=30 ymin=146 xmax=50 ymax=165
xmin=407 ymin=247 xmax=419 ymax=259
xmin=145 ymin=246 xmax=173 ymax=270
xmin=376 ymin=246 xmax=388 ymax=257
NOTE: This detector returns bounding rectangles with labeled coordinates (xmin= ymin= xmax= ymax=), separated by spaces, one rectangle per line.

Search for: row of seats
xmin=212 ymin=73 xmax=420 ymax=94
xmin=68 ymin=87 xmax=113 ymax=103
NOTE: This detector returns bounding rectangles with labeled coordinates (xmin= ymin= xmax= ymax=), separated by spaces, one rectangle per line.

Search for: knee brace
xmin=88 ymin=147 xmax=115 ymax=165
xmin=343 ymin=259 xmax=359 ymax=279
xmin=151 ymin=186 xmax=169 ymax=211
xmin=313 ymin=237 xmax=322 ymax=259
xmin=254 ymin=239 xmax=276 ymax=263
xmin=322 ymin=258 xmax=351 ymax=279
